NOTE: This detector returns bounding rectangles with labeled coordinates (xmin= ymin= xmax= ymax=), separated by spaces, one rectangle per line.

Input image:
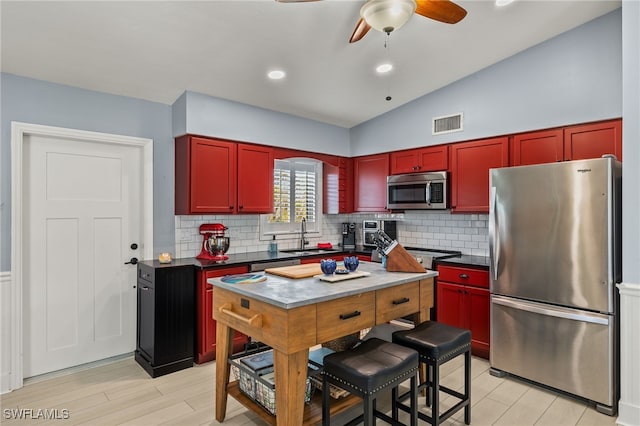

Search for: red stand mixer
xmin=196 ymin=223 xmax=230 ymax=261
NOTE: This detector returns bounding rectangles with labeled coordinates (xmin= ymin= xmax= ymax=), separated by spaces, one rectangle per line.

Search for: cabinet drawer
xmin=317 ymin=293 xmax=375 ymax=343
xmin=213 ymin=287 xmax=316 ymax=354
xmin=376 ymin=281 xmax=420 ymax=324
xmin=438 ymin=265 xmax=489 ymax=288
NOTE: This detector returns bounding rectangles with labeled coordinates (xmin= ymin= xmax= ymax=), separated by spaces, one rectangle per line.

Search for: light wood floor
xmin=0 ymin=355 xmax=617 ymax=426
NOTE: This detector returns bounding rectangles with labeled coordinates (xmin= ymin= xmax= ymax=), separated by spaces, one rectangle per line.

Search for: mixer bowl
xmin=206 ymin=236 xmax=230 ymax=257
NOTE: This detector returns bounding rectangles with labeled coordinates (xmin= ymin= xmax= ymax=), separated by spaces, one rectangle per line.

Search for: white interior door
xmin=22 ymin=132 xmax=143 ymax=378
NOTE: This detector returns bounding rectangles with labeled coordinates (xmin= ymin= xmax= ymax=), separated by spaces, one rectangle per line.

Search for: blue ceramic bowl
xmin=320 ymin=259 xmax=337 ymax=275
xmin=343 ymin=256 xmax=359 ymax=272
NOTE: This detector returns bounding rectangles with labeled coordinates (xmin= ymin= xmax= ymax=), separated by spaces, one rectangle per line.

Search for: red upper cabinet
xmin=450 ymin=136 xmax=509 ymax=213
xmin=175 ymin=136 xmax=237 ymax=214
xmin=390 ymin=145 xmax=449 ymax=174
xmin=511 ymin=129 xmax=564 ymax=166
xmin=237 ymin=143 xmax=274 ymax=213
xmin=353 ymin=153 xmax=390 ymax=212
xmin=564 ymin=119 xmax=622 ymax=161
xmin=324 ymin=156 xmax=353 ymax=214
xmin=175 ymin=135 xmax=274 ymax=215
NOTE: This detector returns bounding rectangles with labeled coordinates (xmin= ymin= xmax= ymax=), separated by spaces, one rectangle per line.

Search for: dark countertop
xmin=138 ymin=245 xmax=490 ymax=270
xmin=138 ymin=246 xmax=375 ymax=270
xmin=436 ymin=255 xmax=490 ymax=269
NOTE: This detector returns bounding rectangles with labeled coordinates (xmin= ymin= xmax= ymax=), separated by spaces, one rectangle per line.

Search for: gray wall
xmin=0 ymin=74 xmax=175 ymax=270
xmin=179 ymin=91 xmax=351 ymax=156
xmin=350 ymin=9 xmax=622 ymax=156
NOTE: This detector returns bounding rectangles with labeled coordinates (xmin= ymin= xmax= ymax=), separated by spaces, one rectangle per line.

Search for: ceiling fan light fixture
xmin=360 ymin=0 xmax=416 ymax=34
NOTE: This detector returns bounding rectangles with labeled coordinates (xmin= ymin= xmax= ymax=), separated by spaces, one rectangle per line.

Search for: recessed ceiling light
xmin=376 ymin=63 xmax=393 ymax=73
xmin=268 ymin=70 xmax=286 ymax=80
xmin=495 ymin=0 xmax=515 ymax=6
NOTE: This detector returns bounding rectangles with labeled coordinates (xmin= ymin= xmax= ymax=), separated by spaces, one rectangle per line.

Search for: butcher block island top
xmin=210 ymin=261 xmax=437 ymax=426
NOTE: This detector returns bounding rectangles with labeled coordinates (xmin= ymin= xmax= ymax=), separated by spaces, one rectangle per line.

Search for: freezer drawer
xmin=490 ymin=295 xmax=616 ymax=409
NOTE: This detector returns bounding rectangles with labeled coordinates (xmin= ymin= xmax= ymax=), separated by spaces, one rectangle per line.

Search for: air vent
xmin=432 ymin=113 xmax=463 ymax=135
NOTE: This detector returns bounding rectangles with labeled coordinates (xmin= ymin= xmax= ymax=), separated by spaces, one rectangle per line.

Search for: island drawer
xmin=375 ymin=281 xmax=420 ymax=324
xmin=317 ymin=293 xmax=375 ymax=343
xmin=213 ymin=288 xmax=317 ymax=353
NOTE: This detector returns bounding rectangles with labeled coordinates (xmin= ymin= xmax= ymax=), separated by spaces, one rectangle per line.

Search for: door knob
xmin=130 ymin=243 xmax=138 ymax=250
xmin=124 ymin=257 xmax=138 ymax=265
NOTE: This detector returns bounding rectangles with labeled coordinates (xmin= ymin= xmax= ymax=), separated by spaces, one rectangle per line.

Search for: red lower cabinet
xmin=196 ymin=266 xmax=249 ymax=364
xmin=436 ymin=265 xmax=490 ymax=359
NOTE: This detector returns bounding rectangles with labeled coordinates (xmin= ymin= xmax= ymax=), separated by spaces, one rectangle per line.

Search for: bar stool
xmin=392 ymin=321 xmax=471 ymax=426
xmin=322 ymin=337 xmax=419 ymax=426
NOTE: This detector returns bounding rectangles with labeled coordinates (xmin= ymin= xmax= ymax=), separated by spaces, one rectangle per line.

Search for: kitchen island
xmin=210 ymin=261 xmax=437 ymax=425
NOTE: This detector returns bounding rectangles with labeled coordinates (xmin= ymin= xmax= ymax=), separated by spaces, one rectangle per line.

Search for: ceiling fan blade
xmin=415 ymin=0 xmax=467 ymax=24
xmin=349 ymin=18 xmax=372 ymax=43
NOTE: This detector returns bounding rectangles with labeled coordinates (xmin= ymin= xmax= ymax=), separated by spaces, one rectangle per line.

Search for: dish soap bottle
xmin=268 ymin=235 xmax=278 ymax=253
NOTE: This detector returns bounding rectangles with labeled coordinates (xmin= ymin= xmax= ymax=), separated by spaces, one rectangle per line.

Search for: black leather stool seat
xmin=392 ymin=322 xmax=471 ymax=426
xmin=322 ymin=338 xmax=419 ymax=426
xmin=392 ymin=321 xmax=471 ymax=363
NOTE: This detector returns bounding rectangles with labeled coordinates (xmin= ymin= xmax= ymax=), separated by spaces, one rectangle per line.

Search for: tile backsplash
xmin=175 ymin=211 xmax=488 ymax=259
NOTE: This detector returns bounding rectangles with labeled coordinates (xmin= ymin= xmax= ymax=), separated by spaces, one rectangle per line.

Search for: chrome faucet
xmin=300 ymin=217 xmax=309 ymax=250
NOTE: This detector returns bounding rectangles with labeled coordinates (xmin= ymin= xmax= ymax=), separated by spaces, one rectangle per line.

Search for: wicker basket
xmin=229 ymin=347 xmax=313 ymax=415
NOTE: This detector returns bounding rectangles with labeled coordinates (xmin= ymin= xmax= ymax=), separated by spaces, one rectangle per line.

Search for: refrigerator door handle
xmin=492 ymin=296 xmax=609 ymax=325
xmin=489 ymin=187 xmax=499 ymax=281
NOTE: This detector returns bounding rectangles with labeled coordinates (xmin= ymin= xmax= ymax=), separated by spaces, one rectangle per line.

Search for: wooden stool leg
xmin=410 ymin=374 xmax=418 ymax=426
xmin=322 ymin=375 xmax=330 ymax=425
xmin=363 ymin=395 xmax=374 ymax=426
xmin=432 ymin=361 xmax=440 ymax=426
xmin=464 ymin=350 xmax=471 ymax=425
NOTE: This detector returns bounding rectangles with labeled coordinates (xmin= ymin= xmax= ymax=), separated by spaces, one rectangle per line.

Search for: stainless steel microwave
xmin=387 ymin=171 xmax=448 ymax=209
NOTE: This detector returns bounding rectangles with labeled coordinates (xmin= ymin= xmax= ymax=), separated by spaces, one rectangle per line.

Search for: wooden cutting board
xmin=264 ymin=263 xmax=322 ymax=279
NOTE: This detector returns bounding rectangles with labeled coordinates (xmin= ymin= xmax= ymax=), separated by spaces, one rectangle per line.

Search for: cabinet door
xmin=197 ymin=266 xmax=249 ymax=363
xmin=353 ymin=153 xmax=390 ymax=212
xmin=436 ymin=281 xmax=465 ymax=328
xmin=511 ymin=129 xmax=563 ymax=166
xmin=190 ymin=137 xmax=237 ymax=213
xmin=237 ymin=143 xmax=274 ymax=213
xmin=417 ymin=145 xmax=449 ymax=172
xmin=564 ymin=119 xmax=622 ymax=161
xmin=450 ymin=137 xmax=509 ymax=213
xmin=390 ymin=146 xmax=448 ymax=175
xmin=390 ymin=151 xmax=419 ymax=175
xmin=466 ymin=286 xmax=490 ymax=358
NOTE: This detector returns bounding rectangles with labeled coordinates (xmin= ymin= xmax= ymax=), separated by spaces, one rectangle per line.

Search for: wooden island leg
xmin=274 ymin=348 xmax=310 ymax=426
xmin=215 ymin=322 xmax=234 ymax=422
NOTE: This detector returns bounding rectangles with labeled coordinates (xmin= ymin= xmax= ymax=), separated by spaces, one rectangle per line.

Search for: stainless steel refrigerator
xmin=489 ymin=156 xmax=621 ymax=416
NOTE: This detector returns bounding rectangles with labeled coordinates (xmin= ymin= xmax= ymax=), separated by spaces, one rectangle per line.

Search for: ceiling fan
xmin=276 ymin=0 xmax=467 ymax=43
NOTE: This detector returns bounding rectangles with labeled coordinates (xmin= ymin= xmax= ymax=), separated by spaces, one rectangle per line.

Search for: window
xmin=261 ymin=158 xmax=322 ymax=236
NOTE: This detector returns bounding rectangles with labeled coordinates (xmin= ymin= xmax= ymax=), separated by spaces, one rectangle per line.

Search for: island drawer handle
xmin=392 ymin=297 xmax=410 ymax=305
xmin=339 ymin=311 xmax=361 ymax=320
xmin=219 ymin=302 xmax=263 ymax=327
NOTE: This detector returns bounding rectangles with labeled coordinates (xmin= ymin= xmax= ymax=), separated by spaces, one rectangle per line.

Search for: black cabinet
xmin=135 ymin=261 xmax=195 ymax=377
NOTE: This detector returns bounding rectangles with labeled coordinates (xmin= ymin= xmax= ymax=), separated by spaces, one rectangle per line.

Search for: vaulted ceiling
xmin=0 ymin=0 xmax=621 ymax=127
